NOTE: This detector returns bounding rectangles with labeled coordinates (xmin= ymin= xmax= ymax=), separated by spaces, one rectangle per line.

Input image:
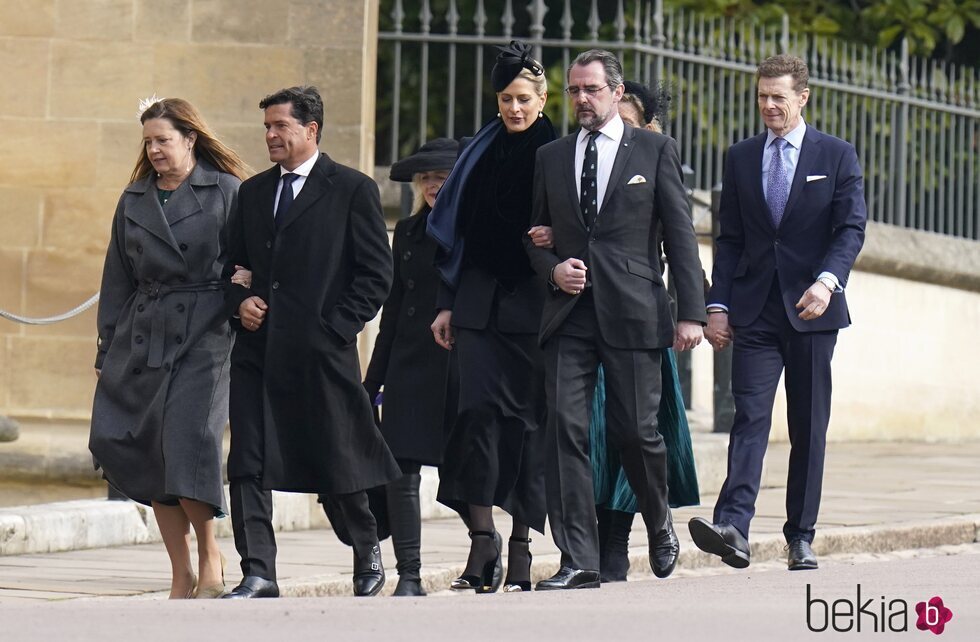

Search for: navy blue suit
xmin=709 ymin=125 xmax=866 ymax=544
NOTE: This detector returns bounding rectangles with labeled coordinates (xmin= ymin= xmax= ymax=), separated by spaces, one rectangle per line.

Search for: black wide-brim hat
xmin=389 ymin=137 xmax=459 ymax=182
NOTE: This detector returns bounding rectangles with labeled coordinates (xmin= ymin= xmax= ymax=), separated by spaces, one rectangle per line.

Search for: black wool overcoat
xmin=224 ymin=153 xmax=401 ymax=493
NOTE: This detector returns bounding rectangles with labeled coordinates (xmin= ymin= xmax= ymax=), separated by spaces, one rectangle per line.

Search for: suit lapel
xmin=276 ymin=153 xmax=333 ymax=233
xmin=598 ymin=125 xmax=636 ymax=213
xmin=780 ymin=127 xmax=822 ymax=226
xmin=256 ymin=167 xmax=278 ymax=237
xmin=124 ymin=177 xmax=183 ymax=257
xmin=559 ymin=134 xmax=586 ymax=231
xmin=744 ymin=134 xmax=774 ymax=231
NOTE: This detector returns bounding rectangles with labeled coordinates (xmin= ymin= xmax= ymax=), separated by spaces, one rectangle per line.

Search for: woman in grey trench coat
xmin=90 ymin=98 xmax=249 ymax=599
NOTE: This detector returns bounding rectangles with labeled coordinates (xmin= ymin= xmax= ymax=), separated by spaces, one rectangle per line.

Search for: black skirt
xmin=436 ymin=314 xmax=547 ymax=533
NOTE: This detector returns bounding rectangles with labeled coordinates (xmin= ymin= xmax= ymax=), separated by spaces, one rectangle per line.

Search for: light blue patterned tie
xmin=767 ymin=137 xmax=788 ymax=227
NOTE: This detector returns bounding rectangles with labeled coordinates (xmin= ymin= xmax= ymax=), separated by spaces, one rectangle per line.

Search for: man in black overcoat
xmin=222 ymin=86 xmax=401 ymax=598
xmin=525 ymin=50 xmax=706 ymax=590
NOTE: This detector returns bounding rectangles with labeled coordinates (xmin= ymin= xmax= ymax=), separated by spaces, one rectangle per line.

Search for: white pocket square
xmin=627 ymin=174 xmax=647 ymax=185
xmin=806 ymin=175 xmax=827 ymax=182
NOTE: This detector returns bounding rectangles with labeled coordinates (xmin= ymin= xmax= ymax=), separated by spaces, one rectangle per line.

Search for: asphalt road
xmin=4 ymin=544 xmax=978 ymax=641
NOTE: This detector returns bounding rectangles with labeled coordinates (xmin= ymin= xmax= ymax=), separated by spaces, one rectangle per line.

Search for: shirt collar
xmin=280 ymin=149 xmax=320 ymax=178
xmin=578 ymin=113 xmax=625 ymax=145
xmin=766 ymin=118 xmax=806 ymax=150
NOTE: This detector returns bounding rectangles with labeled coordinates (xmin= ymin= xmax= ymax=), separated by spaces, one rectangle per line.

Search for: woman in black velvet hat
xmin=359 ymin=138 xmax=459 ymax=596
xmin=427 ymin=40 xmax=556 ymax=593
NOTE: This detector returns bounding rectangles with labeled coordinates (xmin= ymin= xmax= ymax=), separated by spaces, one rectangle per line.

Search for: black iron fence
xmin=377 ymin=0 xmax=980 ymax=240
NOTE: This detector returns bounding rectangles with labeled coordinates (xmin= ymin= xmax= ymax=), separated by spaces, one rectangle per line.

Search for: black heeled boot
xmin=386 ymin=472 xmax=425 ymax=596
xmin=599 ymin=509 xmax=634 ymax=583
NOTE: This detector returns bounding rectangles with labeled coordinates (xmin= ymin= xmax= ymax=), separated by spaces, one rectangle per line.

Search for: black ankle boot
xmin=599 ymin=510 xmax=634 ymax=582
xmin=386 ymin=473 xmax=426 ymax=596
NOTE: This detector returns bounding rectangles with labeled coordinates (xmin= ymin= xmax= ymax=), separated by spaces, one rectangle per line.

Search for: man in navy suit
xmin=689 ymin=55 xmax=866 ymax=571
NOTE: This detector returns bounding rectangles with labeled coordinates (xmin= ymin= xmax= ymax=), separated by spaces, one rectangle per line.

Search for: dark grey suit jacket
xmin=526 ymin=124 xmax=706 ymax=348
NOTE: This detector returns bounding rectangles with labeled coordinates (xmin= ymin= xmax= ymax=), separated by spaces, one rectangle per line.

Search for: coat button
xmin=406 ymin=230 xmax=413 ymax=237
xmin=266 ymin=241 xmax=272 ymax=249
xmin=132 ymin=367 xmax=142 ymax=375
xmin=178 ymin=276 xmax=186 ymax=282
xmin=179 ymin=243 xmax=188 ymax=251
xmin=175 ymin=336 xmax=183 ymax=344
xmin=406 ymin=306 xmax=416 ymax=317
xmin=403 ymin=250 xmax=412 ymax=261
xmin=272 ymin=281 xmax=280 ymax=290
xmin=406 ymin=279 xmax=416 ymax=290
xmin=136 ymin=245 xmax=143 ymax=254
xmin=137 ymin=304 xmax=145 ymax=312
xmin=164 ymin=363 xmax=171 ymax=371
xmin=176 ymin=303 xmax=185 ymax=312
xmin=135 ymin=335 xmax=144 ymax=344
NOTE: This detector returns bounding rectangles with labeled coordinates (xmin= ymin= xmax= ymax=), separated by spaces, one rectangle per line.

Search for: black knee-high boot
xmin=599 ymin=509 xmax=634 ymax=582
xmin=386 ymin=472 xmax=425 ymax=596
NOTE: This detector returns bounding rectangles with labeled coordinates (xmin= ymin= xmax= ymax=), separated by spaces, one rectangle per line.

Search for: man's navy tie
xmin=766 ymin=137 xmax=788 ymax=227
xmin=275 ymin=173 xmax=299 ymax=230
xmin=581 ymin=131 xmax=600 ymax=230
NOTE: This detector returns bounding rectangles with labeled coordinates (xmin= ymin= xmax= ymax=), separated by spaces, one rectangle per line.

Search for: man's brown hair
xmin=756 ymin=54 xmax=809 ymax=93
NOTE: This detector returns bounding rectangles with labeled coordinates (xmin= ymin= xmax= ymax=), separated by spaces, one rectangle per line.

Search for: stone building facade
xmin=0 ymin=0 xmax=379 ymax=418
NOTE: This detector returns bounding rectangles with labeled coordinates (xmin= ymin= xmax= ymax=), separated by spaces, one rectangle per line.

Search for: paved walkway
xmin=1 ymin=440 xmax=979 ymax=602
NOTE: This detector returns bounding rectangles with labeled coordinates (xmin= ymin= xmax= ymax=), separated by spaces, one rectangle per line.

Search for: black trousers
xmin=228 ymin=354 xmax=379 ymax=581
xmin=714 ymin=279 xmax=838 ymax=544
xmin=543 ymin=301 xmax=667 ymax=571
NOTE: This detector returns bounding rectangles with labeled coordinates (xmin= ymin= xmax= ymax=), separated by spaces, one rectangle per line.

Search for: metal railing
xmin=377 ymin=0 xmax=980 ymax=240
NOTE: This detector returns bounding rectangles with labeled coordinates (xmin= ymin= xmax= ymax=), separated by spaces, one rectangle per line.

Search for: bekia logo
xmin=806 ymin=585 xmax=954 ymax=634
xmin=915 ymin=597 xmax=953 ymax=635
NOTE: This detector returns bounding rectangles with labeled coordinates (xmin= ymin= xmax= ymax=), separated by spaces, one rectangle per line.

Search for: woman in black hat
xmin=427 ymin=40 xmax=556 ymax=593
xmin=360 ymin=138 xmax=460 ymax=596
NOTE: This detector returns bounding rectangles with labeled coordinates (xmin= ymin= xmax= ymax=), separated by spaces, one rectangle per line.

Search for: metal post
xmin=710 ymin=184 xmax=734 ymax=433
xmin=895 ymin=38 xmax=910 ymax=228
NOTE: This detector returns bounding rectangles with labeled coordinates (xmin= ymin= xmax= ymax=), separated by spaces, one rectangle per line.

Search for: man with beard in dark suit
xmin=526 ymin=50 xmax=706 ymax=590
xmin=222 ymin=86 xmax=400 ymax=598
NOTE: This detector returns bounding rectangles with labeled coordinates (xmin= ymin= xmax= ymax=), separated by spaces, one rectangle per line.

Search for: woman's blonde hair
xmin=621 ymin=92 xmax=662 ymax=133
xmin=509 ymin=64 xmax=548 ymax=97
xmin=130 ymin=98 xmax=250 ymax=184
xmin=410 ymin=173 xmax=427 ymax=214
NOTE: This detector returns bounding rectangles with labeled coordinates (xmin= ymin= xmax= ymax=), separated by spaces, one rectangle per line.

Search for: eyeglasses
xmin=564 ymin=85 xmax=610 ymax=98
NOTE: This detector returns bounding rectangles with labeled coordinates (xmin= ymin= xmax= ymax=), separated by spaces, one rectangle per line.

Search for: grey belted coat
xmin=90 ymin=161 xmax=240 ymax=512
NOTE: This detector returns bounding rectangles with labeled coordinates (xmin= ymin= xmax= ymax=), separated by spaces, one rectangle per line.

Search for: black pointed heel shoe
xmin=503 ymin=536 xmax=532 ymax=592
xmin=450 ymin=530 xmax=502 ymax=593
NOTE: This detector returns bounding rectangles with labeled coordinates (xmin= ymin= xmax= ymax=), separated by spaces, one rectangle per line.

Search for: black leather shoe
xmin=787 ymin=539 xmax=818 ymax=571
xmin=535 ymin=566 xmax=600 ymax=591
xmin=352 ymin=544 xmax=385 ymax=596
xmin=649 ymin=512 xmax=679 ymax=578
xmin=688 ymin=517 xmax=751 ymax=569
xmin=221 ymin=575 xmax=280 ymax=599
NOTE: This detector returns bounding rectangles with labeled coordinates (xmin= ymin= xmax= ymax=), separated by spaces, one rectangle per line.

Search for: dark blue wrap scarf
xmin=425 ymin=118 xmax=505 ymax=290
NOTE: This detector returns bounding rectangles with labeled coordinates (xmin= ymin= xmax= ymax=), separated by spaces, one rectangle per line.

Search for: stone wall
xmin=0 ymin=0 xmax=379 ymax=418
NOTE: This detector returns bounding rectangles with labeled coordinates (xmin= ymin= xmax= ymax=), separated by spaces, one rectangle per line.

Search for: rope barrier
xmin=0 ymin=293 xmax=100 ymax=325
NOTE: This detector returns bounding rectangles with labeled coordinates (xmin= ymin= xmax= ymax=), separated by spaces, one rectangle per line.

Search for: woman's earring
xmin=538 ymin=112 xmax=543 ymax=118
xmin=497 ymin=112 xmax=501 ymax=118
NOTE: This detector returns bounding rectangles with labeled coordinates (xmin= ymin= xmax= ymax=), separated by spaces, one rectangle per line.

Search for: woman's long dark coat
xmin=90 ymin=162 xmax=239 ymax=512
xmin=364 ymin=208 xmax=458 ymax=466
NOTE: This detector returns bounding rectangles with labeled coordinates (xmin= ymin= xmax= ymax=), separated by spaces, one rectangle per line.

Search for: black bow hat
xmin=389 ymin=137 xmax=459 ymax=182
xmin=490 ymin=40 xmax=544 ymax=92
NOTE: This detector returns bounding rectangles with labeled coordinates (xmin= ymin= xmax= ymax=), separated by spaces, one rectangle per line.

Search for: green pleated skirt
xmin=590 ymin=348 xmax=700 ymax=511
